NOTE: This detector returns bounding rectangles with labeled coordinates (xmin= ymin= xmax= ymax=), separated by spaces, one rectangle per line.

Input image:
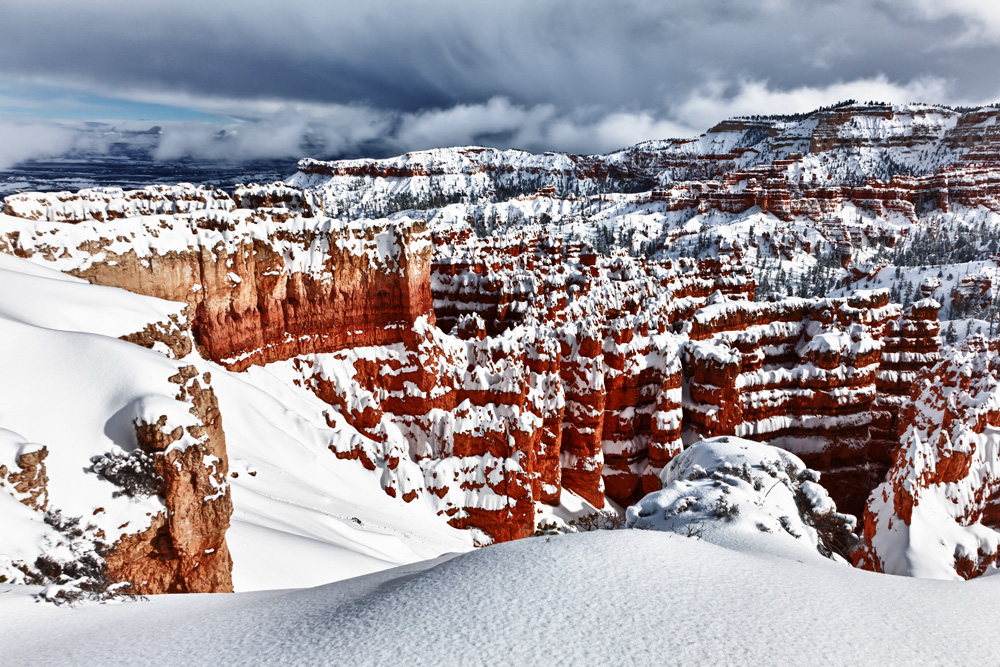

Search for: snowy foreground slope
xmin=3 ymin=529 xmax=999 ymax=667
xmin=0 ymin=252 xmax=473 ymax=591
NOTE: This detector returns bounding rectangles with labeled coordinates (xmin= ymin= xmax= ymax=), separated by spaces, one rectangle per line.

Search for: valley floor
xmin=3 ymin=530 xmax=998 ymax=667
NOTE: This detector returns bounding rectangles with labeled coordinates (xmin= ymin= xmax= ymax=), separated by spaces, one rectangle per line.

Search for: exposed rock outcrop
xmin=0 ymin=437 xmax=49 ymax=512
xmin=682 ymin=292 xmax=896 ymax=515
xmin=870 ymin=299 xmax=941 ymax=473
xmin=430 ymin=231 xmax=726 ymax=509
xmin=105 ymin=366 xmax=233 ymax=594
xmin=118 ymin=309 xmax=194 ymax=359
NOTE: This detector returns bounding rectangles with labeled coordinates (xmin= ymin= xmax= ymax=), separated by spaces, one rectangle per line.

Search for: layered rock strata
xmin=0 ymin=186 xmax=434 ymax=371
xmin=428 ymin=230 xmax=750 ymax=508
xmin=292 ymin=104 xmax=1000 ymax=213
xmin=681 ymin=292 xmax=899 ymax=516
xmin=298 ymin=320 xmax=560 ymax=542
xmin=0 ymin=183 xmax=949 ymax=544
xmin=870 ymin=299 xmax=941 ymax=472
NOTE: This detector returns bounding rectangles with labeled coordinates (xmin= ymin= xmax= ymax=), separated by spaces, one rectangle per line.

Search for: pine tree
xmin=944 ymin=321 xmax=958 ymax=344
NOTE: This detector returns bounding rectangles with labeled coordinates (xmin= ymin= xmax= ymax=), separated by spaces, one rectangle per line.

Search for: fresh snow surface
xmin=865 ymin=339 xmax=1000 ymax=579
xmin=0 ymin=251 xmax=186 ymax=342
xmin=3 ymin=530 xmax=1000 ymax=667
xmin=0 ymin=261 xmax=200 ymax=549
xmin=204 ymin=360 xmax=474 ymax=590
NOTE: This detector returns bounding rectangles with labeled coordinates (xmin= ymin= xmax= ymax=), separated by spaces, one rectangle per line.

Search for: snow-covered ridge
xmin=0 ymin=250 xmax=474 ymax=594
xmin=0 ymin=198 xmax=436 ymax=371
xmin=4 ymin=184 xmax=235 ymax=223
xmin=7 ymin=527 xmax=1000 ymax=666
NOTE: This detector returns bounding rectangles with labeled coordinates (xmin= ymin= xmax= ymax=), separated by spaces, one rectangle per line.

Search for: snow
xmin=0 ymin=257 xmax=202 ymax=547
xmin=627 ymin=437 xmax=854 ymax=563
xmin=0 ymin=204 xmax=425 ymax=279
xmin=4 ymin=529 xmax=1000 ymax=666
xmin=0 ymin=252 xmax=186 ymax=340
xmin=7 ymin=100 xmax=1000 ymax=660
xmin=865 ymin=338 xmax=1000 ymax=579
xmin=176 ymin=354 xmax=477 ymax=591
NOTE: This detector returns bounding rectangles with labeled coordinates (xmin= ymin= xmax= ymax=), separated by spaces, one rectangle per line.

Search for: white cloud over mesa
xmin=0 ymin=75 xmax=985 ymax=170
xmin=4 ymin=1 xmax=1000 ymax=169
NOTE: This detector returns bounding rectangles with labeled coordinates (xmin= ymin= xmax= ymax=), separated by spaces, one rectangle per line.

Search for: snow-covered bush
xmin=568 ymin=511 xmax=625 ymax=532
xmin=626 ymin=437 xmax=860 ymax=563
xmin=534 ymin=510 xmax=624 ymax=537
xmin=90 ymin=447 xmax=161 ymax=498
xmin=24 ymin=510 xmax=134 ymax=606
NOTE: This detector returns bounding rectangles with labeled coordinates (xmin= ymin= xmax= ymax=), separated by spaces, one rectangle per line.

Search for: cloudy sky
xmin=2 ymin=0 xmax=1000 ymax=168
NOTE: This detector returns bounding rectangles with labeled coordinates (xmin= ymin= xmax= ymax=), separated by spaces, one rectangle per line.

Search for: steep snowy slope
xmin=209 ymin=359 xmax=475 ymax=590
xmin=3 ymin=529 xmax=1000 ymax=666
xmin=860 ymin=336 xmax=1000 ymax=579
xmin=0 ymin=252 xmax=473 ymax=592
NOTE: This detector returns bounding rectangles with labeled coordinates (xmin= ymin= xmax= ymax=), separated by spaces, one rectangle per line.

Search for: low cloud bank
xmin=0 ymin=75 xmax=990 ymax=169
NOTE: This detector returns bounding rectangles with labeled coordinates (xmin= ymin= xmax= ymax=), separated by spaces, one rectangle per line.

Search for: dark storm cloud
xmin=2 ymin=0 xmax=1000 ymax=165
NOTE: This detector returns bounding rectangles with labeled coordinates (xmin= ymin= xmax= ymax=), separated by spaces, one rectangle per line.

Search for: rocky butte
xmin=4 ymin=101 xmax=1000 ymax=591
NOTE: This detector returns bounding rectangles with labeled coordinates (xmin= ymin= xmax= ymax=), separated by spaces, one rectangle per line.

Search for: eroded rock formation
xmin=0 ymin=182 xmax=950 ymax=544
xmin=5 ymin=100 xmax=990 ymax=556
xmin=859 ymin=337 xmax=1000 ymax=579
xmin=681 ymin=292 xmax=942 ymax=517
xmin=0 ymin=441 xmax=49 ymax=512
xmin=1 ymin=188 xmax=434 ymax=371
xmin=105 ymin=365 xmax=233 ymax=594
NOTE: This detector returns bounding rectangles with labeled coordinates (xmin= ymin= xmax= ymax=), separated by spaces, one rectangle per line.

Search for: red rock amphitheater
xmin=6 ymin=102 xmax=1000 ymax=590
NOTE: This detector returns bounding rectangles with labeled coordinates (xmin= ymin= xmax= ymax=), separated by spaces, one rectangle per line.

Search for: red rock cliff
xmin=1 ymin=186 xmax=435 ymax=372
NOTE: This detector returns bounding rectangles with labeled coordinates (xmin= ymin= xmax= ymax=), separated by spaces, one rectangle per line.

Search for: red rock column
xmin=559 ymin=325 xmax=607 ymax=507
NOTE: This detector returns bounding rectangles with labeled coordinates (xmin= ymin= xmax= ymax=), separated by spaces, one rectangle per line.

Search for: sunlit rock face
xmin=1 ymin=184 xmax=435 ymax=372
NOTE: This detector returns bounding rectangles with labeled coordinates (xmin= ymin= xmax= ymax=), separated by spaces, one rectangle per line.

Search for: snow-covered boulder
xmin=625 ymin=436 xmax=859 ymax=563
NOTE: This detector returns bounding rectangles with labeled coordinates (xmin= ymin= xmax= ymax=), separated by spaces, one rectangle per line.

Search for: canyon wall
xmin=0 ymin=185 xmax=948 ymax=544
xmin=429 ymin=230 xmax=757 ymax=509
xmin=1 ymin=186 xmax=434 ymax=371
xmin=5 ymin=103 xmax=985 ymax=555
xmin=681 ymin=292 xmax=940 ymax=517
